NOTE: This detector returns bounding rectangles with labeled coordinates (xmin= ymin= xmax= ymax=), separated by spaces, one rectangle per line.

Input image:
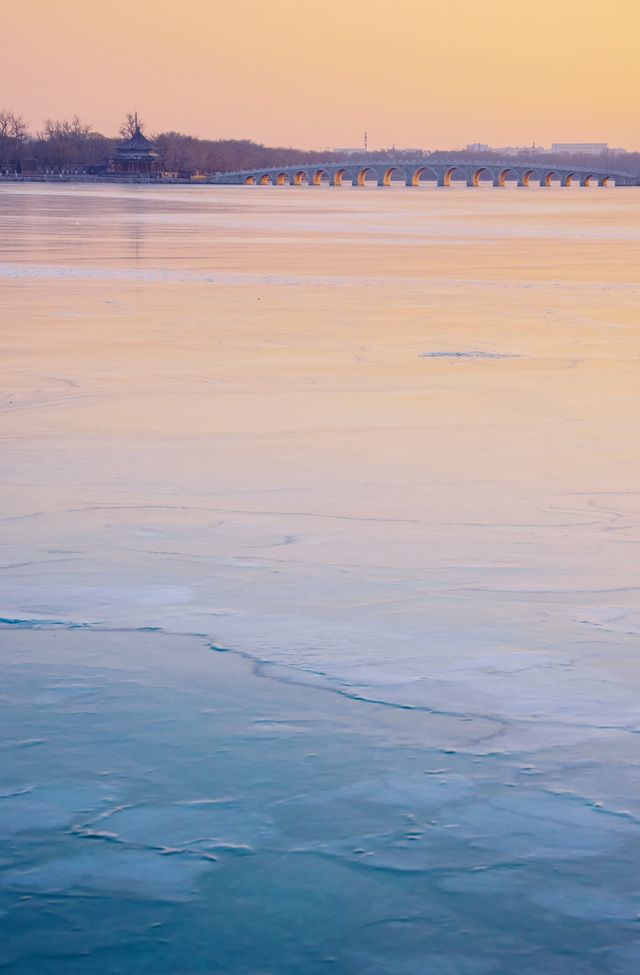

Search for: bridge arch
xmin=380 ymin=165 xmax=407 ymax=187
xmin=276 ymin=172 xmax=291 ymax=185
xmin=259 ymin=173 xmax=273 ymax=185
xmin=469 ymin=166 xmax=496 ymax=187
xmin=311 ymin=169 xmax=330 ymax=186
xmin=599 ymin=175 xmax=615 ymax=187
xmin=244 ymin=175 xmax=256 ymax=185
xmin=442 ymin=166 xmax=466 ymax=187
xmin=540 ymin=170 xmax=561 ymax=187
xmin=332 ymin=167 xmax=355 ymax=186
xmin=562 ymin=172 xmax=579 ymax=187
xmin=498 ymin=168 xmax=521 ymax=187
xmin=410 ymin=166 xmax=438 ymax=186
xmin=292 ymin=170 xmax=308 ymax=185
xmin=355 ymin=166 xmax=379 ymax=187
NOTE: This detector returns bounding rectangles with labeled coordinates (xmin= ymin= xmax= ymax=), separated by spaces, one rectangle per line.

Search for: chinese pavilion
xmin=109 ymin=123 xmax=163 ymax=177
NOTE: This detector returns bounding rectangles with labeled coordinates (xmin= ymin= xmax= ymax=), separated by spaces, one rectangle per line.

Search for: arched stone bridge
xmin=215 ymin=159 xmax=637 ymax=188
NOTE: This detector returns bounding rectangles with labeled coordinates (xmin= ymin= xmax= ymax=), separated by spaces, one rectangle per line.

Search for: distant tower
xmin=364 ymin=131 xmax=368 ymax=152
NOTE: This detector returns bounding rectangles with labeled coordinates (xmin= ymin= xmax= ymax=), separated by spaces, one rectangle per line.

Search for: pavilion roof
xmin=117 ymin=127 xmax=158 ymax=153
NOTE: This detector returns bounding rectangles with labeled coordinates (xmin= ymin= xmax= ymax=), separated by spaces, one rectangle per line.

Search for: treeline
xmin=0 ymin=111 xmax=115 ymax=173
xmin=0 ymin=110 xmax=351 ymax=176
xmin=155 ymin=132 xmax=342 ymax=176
xmin=1 ymin=109 xmax=639 ymax=177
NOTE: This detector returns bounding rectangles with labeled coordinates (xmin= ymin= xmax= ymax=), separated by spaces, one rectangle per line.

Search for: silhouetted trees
xmin=153 ymin=132 xmax=344 ymax=176
xmin=0 ymin=110 xmax=28 ymax=173
xmin=1 ymin=107 xmax=639 ymax=178
xmin=34 ymin=117 xmax=115 ymax=170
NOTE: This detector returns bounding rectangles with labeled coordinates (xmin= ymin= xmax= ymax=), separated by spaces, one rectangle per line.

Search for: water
xmin=1 ymin=183 xmax=639 ymax=973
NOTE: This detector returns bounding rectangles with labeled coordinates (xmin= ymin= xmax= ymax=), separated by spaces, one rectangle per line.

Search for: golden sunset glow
xmin=3 ymin=0 xmax=640 ymax=148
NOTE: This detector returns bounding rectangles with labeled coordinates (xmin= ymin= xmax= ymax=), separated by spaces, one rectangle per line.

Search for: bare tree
xmin=118 ymin=113 xmax=145 ymax=139
xmin=0 ymin=109 xmax=28 ymax=140
xmin=36 ymin=116 xmax=107 ymax=170
xmin=0 ymin=109 xmax=29 ymax=172
xmin=42 ymin=116 xmax=92 ymax=141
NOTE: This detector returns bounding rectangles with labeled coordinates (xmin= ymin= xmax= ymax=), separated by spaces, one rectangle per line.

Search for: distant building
xmin=497 ymin=146 xmax=540 ymax=157
xmin=466 ymin=141 xmax=629 ymax=158
xmin=551 ymin=143 xmax=609 ymax=155
xmin=109 ymin=126 xmax=163 ymax=177
xmin=330 ymin=146 xmax=424 ymax=155
xmin=467 ymin=143 xmax=548 ymax=157
xmin=19 ymin=158 xmax=40 ymax=176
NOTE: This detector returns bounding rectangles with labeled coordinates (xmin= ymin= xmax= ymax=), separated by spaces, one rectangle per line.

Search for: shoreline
xmin=0 ymin=175 xmax=217 ymax=185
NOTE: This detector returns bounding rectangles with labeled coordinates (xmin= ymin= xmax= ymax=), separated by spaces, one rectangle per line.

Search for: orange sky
xmin=3 ymin=0 xmax=639 ymax=150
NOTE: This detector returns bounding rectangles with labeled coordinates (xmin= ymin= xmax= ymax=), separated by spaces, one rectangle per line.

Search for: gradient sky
xmin=3 ymin=0 xmax=639 ymax=150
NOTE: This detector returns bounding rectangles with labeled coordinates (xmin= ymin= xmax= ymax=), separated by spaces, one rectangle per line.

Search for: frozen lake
xmin=1 ymin=183 xmax=639 ymax=972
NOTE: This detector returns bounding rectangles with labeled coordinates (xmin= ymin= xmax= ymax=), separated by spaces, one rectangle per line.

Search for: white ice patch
xmin=419 ymin=351 xmax=519 ymax=359
xmin=78 ymin=800 xmax=273 ymax=855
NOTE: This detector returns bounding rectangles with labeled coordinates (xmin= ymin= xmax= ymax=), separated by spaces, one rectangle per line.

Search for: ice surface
xmin=452 ymin=791 xmax=631 ymax=857
xmin=77 ymin=800 xmax=273 ymax=854
xmin=527 ymin=883 xmax=640 ymax=920
xmin=1 ymin=184 xmax=640 ymax=972
xmin=348 ymin=952 xmax=500 ymax=975
xmin=1 ymin=848 xmax=212 ymax=901
xmin=418 ymin=351 xmax=519 ymax=359
xmin=0 ymin=783 xmax=113 ymax=835
xmin=1 ymin=626 xmax=639 ymax=972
